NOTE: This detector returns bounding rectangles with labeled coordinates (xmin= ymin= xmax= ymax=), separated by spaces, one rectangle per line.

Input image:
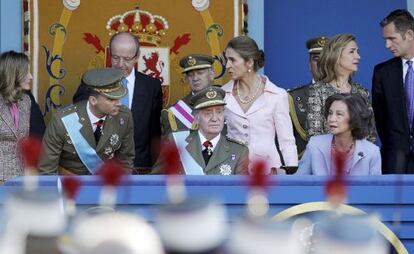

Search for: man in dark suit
xmin=25 ymin=90 xmax=46 ymax=138
xmin=372 ymin=9 xmax=414 ymax=174
xmin=73 ymin=32 xmax=163 ymax=174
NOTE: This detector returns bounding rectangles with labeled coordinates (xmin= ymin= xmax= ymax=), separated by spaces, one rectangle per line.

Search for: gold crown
xmin=106 ymin=8 xmax=169 ymax=46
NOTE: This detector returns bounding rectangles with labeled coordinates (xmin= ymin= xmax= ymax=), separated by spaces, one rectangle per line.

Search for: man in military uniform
xmin=161 ymin=54 xmax=215 ymax=135
xmin=153 ymin=86 xmax=248 ymax=175
xmin=38 ymin=68 xmax=135 ymax=175
xmin=288 ymin=36 xmax=328 ymax=158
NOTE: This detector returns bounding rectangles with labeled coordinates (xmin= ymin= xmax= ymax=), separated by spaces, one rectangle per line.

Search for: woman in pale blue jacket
xmin=297 ymin=93 xmax=381 ymax=175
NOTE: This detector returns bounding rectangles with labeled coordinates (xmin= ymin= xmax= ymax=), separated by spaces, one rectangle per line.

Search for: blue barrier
xmin=2 ymin=175 xmax=414 ymax=252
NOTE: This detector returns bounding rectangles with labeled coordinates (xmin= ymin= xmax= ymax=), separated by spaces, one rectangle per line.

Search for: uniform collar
xmin=198 ymin=131 xmax=221 ymax=152
xmin=86 ymin=101 xmax=106 ymax=125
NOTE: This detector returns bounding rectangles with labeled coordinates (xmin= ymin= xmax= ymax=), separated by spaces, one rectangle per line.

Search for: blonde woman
xmin=307 ymin=34 xmax=375 ymax=141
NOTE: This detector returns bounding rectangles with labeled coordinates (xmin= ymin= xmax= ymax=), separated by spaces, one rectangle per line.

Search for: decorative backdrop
xmin=23 ymin=0 xmax=245 ymax=121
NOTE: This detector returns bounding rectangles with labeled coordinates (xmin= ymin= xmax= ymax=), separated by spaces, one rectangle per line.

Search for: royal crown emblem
xmin=317 ymin=37 xmax=327 ymax=47
xmin=206 ymin=90 xmax=217 ymax=99
xmin=187 ymin=56 xmax=197 ymax=66
xmin=106 ymin=8 xmax=169 ymax=47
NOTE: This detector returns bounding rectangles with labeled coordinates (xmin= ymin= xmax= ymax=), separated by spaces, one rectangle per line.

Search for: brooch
xmin=119 ymin=118 xmax=125 ymax=126
xmin=219 ymin=164 xmax=232 ymax=175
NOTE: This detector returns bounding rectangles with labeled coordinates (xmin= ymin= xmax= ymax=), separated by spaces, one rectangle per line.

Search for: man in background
xmin=288 ymin=36 xmax=328 ymax=158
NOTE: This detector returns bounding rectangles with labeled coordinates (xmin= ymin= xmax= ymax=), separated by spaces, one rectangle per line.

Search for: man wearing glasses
xmin=73 ymin=32 xmax=163 ymax=174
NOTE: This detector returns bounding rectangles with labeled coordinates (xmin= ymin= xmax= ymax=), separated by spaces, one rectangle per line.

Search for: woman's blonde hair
xmin=0 ymin=51 xmax=29 ymax=104
xmin=316 ymin=34 xmax=356 ymax=83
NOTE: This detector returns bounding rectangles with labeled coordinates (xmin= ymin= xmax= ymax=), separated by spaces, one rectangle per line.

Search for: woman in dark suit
xmin=0 ymin=51 xmax=39 ymax=183
xmin=297 ymin=93 xmax=381 ymax=175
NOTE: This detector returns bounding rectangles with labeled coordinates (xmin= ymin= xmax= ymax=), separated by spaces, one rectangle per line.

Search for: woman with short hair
xmin=297 ymin=93 xmax=381 ymax=175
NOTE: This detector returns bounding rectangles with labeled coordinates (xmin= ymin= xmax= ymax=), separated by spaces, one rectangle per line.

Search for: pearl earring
xmin=248 ymin=69 xmax=252 ymax=73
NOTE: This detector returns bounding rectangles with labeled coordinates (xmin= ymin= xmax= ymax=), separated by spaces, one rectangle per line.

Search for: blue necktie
xmin=120 ymin=78 xmax=129 ymax=108
xmin=405 ymin=61 xmax=414 ymax=128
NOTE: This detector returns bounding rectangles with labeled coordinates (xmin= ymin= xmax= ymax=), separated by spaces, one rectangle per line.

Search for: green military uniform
xmin=152 ymin=130 xmax=248 ymax=175
xmin=161 ymin=54 xmax=214 ymax=136
xmin=38 ymin=68 xmax=135 ymax=175
xmin=153 ymin=86 xmax=249 ymax=175
xmin=288 ymin=36 xmax=328 ymax=158
xmin=288 ymin=83 xmax=311 ymax=158
xmin=161 ymin=92 xmax=196 ymax=135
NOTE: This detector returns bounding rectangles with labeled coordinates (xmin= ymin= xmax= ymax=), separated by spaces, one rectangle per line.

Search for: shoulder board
xmin=59 ymin=104 xmax=77 ymax=115
xmin=226 ymin=136 xmax=247 ymax=146
xmin=287 ymin=83 xmax=311 ymax=93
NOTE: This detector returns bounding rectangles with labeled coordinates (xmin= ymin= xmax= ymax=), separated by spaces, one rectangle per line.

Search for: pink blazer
xmin=222 ymin=76 xmax=298 ymax=172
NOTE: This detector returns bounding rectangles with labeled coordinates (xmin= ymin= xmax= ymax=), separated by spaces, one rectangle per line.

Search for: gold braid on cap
xmin=92 ymin=82 xmax=122 ymax=93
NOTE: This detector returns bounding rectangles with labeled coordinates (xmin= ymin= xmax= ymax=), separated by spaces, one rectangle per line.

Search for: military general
xmin=288 ymin=36 xmax=328 ymax=158
xmin=38 ymin=68 xmax=135 ymax=175
xmin=153 ymin=86 xmax=248 ymax=175
xmin=161 ymin=54 xmax=215 ymax=135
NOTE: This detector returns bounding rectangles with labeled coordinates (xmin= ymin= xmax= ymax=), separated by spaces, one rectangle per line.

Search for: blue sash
xmin=61 ymin=112 xmax=103 ymax=174
xmin=172 ymin=131 xmax=204 ymax=175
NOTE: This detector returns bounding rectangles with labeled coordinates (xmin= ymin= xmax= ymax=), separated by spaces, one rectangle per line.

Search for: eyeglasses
xmin=111 ymin=54 xmax=137 ymax=63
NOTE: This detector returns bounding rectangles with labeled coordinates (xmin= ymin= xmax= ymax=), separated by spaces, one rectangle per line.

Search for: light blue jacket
xmin=296 ymin=134 xmax=381 ymax=175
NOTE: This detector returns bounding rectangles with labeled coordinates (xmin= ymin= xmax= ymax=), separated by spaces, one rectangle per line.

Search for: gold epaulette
xmin=165 ymin=109 xmax=178 ymax=132
xmin=288 ymin=94 xmax=307 ymax=141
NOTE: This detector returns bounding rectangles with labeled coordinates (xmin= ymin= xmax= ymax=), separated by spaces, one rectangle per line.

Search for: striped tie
xmin=405 ymin=61 xmax=414 ymax=128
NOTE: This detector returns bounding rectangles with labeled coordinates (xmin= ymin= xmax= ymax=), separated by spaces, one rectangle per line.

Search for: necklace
xmin=236 ymin=77 xmax=263 ymax=104
xmin=333 ymin=80 xmax=350 ymax=92
xmin=332 ymin=140 xmax=354 ymax=154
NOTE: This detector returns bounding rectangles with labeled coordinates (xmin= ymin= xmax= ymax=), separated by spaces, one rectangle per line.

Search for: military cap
xmin=227 ymin=217 xmax=300 ymax=254
xmin=82 ymin=67 xmax=126 ymax=99
xmin=313 ymin=214 xmax=387 ymax=254
xmin=156 ymin=198 xmax=228 ymax=253
xmin=190 ymin=86 xmax=226 ymax=110
xmin=2 ymin=188 xmax=66 ymax=253
xmin=72 ymin=212 xmax=164 ymax=254
xmin=179 ymin=54 xmax=214 ymax=73
xmin=306 ymin=36 xmax=328 ymax=54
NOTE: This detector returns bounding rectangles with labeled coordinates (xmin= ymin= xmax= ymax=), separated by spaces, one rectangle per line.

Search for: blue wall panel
xmin=264 ymin=0 xmax=406 ymax=90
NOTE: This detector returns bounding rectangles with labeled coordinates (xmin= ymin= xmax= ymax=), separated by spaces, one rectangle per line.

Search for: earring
xmin=248 ymin=68 xmax=252 ymax=73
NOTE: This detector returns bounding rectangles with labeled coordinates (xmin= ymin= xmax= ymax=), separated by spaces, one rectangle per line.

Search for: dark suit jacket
xmin=73 ymin=70 xmax=162 ymax=169
xmin=25 ymin=90 xmax=46 ymax=138
xmin=372 ymin=57 xmax=411 ymax=174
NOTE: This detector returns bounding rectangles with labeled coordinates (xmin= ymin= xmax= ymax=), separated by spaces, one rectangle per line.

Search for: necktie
xmin=406 ymin=60 xmax=414 ymax=128
xmin=202 ymin=140 xmax=213 ymax=165
xmin=120 ymin=78 xmax=129 ymax=107
xmin=94 ymin=119 xmax=104 ymax=143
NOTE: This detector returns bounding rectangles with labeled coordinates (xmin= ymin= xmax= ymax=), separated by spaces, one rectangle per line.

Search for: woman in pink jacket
xmin=222 ymin=36 xmax=298 ymax=173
